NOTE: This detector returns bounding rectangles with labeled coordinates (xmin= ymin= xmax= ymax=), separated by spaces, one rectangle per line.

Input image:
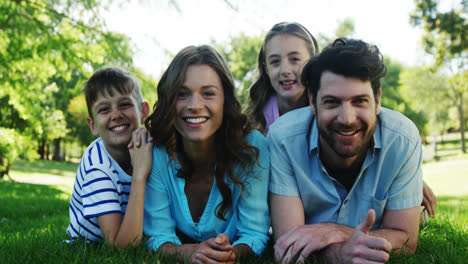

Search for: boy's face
xmin=87 ymin=88 xmax=149 ymax=153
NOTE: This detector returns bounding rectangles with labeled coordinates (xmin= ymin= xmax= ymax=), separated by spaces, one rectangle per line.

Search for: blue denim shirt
xmin=144 ymin=131 xmax=270 ymax=255
xmin=268 ymin=107 xmax=423 ymax=229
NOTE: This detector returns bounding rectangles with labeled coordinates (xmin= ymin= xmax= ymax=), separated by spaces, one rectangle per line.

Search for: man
xmin=268 ymin=38 xmax=423 ymax=263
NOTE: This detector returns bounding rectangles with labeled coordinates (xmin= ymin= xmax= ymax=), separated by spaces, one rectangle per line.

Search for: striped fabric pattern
xmin=66 ymin=138 xmax=132 ymax=241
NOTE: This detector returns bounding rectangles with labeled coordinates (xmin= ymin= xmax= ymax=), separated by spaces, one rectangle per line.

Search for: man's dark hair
xmin=301 ymin=38 xmax=387 ymax=104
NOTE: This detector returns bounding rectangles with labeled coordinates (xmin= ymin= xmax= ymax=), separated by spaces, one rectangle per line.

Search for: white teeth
xmin=111 ymin=125 xmax=127 ymax=132
xmin=281 ymin=80 xmax=295 ymax=85
xmin=338 ymin=130 xmax=356 ymax=136
xmin=185 ymin=117 xmax=207 ymax=124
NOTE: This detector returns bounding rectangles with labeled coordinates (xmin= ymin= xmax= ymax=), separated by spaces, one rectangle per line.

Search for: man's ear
xmin=87 ymin=116 xmax=99 ymax=136
xmin=376 ymin=89 xmax=382 ymax=115
xmin=140 ymin=101 xmax=150 ymax=124
xmin=308 ymin=90 xmax=316 ymax=115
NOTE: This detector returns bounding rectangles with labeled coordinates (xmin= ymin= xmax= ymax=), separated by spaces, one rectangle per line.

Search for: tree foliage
xmin=0 ymin=0 xmax=147 ymax=165
xmin=400 ymin=65 xmax=454 ymax=136
xmin=380 ymin=58 xmax=428 ymax=138
xmin=410 ymin=0 xmax=468 ymax=152
xmin=410 ymin=0 xmax=467 ymax=69
xmin=215 ymin=33 xmax=264 ymax=106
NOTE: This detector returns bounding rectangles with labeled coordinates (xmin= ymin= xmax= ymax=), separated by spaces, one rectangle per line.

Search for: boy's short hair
xmin=84 ymin=66 xmax=143 ymax=118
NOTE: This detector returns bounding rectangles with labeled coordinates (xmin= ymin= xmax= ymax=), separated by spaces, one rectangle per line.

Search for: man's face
xmin=310 ymin=71 xmax=381 ymax=163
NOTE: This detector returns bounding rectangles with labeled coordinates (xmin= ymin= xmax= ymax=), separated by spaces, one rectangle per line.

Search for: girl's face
xmin=265 ymin=34 xmax=311 ymax=105
xmin=175 ymin=64 xmax=224 ymax=146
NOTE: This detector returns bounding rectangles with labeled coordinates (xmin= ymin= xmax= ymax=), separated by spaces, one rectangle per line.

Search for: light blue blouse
xmin=143 ymin=131 xmax=270 ymax=255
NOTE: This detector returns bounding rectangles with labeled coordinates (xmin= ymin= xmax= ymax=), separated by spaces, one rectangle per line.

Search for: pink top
xmin=262 ymin=95 xmax=280 ymax=136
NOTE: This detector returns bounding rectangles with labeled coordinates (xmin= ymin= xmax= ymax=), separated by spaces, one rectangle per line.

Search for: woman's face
xmin=175 ymin=64 xmax=224 ymax=146
xmin=265 ymin=34 xmax=311 ymax=105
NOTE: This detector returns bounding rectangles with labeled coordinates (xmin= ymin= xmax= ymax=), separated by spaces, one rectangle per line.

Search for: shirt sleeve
xmin=82 ymin=165 xmax=121 ymax=218
xmin=267 ymin=129 xmax=300 ymax=196
xmin=386 ymin=136 xmax=423 ymax=210
xmin=232 ymin=132 xmax=270 ymax=255
xmin=144 ymin=148 xmax=182 ymax=251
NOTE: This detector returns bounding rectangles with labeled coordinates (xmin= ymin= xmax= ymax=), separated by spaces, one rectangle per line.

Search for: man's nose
xmin=337 ymin=103 xmax=357 ymax=125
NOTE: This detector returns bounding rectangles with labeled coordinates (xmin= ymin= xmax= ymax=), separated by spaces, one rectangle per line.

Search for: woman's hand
xmin=192 ymin=233 xmax=237 ymax=264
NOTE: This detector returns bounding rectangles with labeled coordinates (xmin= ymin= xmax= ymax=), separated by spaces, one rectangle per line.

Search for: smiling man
xmin=268 ymin=38 xmax=423 ymax=263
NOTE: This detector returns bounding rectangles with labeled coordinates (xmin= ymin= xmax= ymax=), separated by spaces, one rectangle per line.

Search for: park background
xmin=0 ymin=0 xmax=467 ymax=263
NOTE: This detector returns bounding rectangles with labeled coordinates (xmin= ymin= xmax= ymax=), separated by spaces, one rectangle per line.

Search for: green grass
xmin=1 ymin=157 xmax=467 ymax=263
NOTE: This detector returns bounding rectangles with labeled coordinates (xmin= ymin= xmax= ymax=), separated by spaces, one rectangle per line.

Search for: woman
xmin=144 ymin=45 xmax=270 ymax=263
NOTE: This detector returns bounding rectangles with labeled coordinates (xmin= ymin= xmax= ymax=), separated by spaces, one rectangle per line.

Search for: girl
xmin=246 ymin=21 xmax=319 ymax=135
xmin=144 ymin=45 xmax=270 ymax=263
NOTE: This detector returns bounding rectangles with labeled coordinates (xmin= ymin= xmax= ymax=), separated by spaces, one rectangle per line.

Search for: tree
xmin=400 ymin=65 xmax=454 ymax=141
xmin=380 ymin=58 xmax=428 ymax=138
xmin=215 ymin=33 xmax=264 ymax=107
xmin=410 ymin=0 xmax=468 ymax=152
xmin=0 ymin=0 xmax=140 ymax=161
xmin=317 ymin=18 xmax=355 ymax=50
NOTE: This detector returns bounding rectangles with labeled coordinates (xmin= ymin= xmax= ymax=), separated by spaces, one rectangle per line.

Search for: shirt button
xmin=344 ymin=200 xmax=348 ymax=205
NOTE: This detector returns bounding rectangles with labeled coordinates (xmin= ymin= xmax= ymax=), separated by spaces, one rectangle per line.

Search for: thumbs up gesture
xmin=339 ymin=209 xmax=392 ymax=263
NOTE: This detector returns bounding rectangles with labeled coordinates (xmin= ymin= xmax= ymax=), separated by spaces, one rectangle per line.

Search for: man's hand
xmin=274 ymin=223 xmax=348 ymax=263
xmin=331 ymin=209 xmax=392 ymax=263
xmin=192 ymin=233 xmax=237 ymax=264
xmin=422 ymin=180 xmax=437 ymax=218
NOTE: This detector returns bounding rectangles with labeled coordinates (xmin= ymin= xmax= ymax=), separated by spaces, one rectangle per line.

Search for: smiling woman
xmin=143 ymin=45 xmax=270 ymax=263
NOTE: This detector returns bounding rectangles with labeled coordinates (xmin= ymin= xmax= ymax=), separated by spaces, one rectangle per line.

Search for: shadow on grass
xmin=10 ymin=159 xmax=78 ymax=177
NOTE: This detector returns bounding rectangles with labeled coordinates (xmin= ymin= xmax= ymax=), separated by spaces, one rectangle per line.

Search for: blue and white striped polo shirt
xmin=66 ymin=138 xmax=132 ymax=241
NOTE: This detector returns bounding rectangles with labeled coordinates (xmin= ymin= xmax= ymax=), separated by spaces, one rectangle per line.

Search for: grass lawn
xmin=1 ymin=153 xmax=467 ymax=263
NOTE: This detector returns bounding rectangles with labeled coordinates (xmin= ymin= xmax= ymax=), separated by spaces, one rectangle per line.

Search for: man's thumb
xmin=357 ymin=209 xmax=375 ymax=234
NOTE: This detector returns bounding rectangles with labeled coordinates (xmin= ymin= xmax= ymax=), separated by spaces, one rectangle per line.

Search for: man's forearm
xmin=370 ymin=228 xmax=417 ymax=254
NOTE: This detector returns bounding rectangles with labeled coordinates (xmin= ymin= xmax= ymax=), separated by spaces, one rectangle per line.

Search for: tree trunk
xmin=458 ymin=92 xmax=466 ymax=153
xmin=45 ymin=143 xmax=49 ymax=160
xmin=38 ymin=140 xmax=45 ymax=160
xmin=52 ymin=138 xmax=63 ymax=161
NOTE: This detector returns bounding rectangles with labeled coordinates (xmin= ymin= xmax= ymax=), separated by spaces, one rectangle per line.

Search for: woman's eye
xmin=177 ymin=91 xmax=189 ymax=98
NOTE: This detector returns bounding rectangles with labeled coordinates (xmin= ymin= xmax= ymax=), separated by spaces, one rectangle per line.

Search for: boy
xmin=66 ymin=66 xmax=152 ymax=249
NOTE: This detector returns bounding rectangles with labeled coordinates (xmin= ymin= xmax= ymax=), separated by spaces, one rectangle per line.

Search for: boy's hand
xmin=128 ymin=127 xmax=153 ymax=180
xmin=192 ymin=234 xmax=237 ymax=264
